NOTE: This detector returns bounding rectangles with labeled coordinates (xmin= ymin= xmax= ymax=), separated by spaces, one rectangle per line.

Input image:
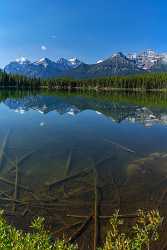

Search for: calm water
xmin=1 ymin=90 xmax=167 ymax=249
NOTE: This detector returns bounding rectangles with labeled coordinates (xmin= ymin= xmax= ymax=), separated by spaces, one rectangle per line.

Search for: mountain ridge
xmin=4 ymin=49 xmax=167 ymax=79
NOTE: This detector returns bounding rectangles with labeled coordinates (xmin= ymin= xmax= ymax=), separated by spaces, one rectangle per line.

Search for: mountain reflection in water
xmin=0 ymin=90 xmax=167 ymax=249
xmin=3 ymin=93 xmax=167 ymax=127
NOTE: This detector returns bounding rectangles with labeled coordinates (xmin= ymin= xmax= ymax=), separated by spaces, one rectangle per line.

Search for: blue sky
xmin=0 ymin=0 xmax=166 ymax=67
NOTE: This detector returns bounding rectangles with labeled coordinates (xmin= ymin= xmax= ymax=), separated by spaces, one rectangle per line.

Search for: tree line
xmin=1 ymin=70 xmax=167 ymax=90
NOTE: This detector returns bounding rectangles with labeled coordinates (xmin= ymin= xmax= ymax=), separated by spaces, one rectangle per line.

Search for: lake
xmin=0 ymin=90 xmax=167 ymax=249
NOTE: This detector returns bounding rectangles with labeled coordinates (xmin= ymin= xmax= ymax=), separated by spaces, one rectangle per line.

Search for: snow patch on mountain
xmin=16 ymin=57 xmax=30 ymax=64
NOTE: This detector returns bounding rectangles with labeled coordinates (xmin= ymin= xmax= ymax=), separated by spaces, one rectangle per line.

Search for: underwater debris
xmin=0 ymin=176 xmax=32 ymax=192
xmin=95 ymin=154 xmax=116 ymax=168
xmin=0 ymin=130 xmax=11 ymax=170
xmin=64 ymin=149 xmax=73 ymax=177
xmin=68 ymin=215 xmax=92 ymax=244
xmin=8 ymin=150 xmax=38 ymax=173
xmin=12 ymin=158 xmax=19 ymax=212
xmin=94 ymin=168 xmax=99 ymax=250
xmin=55 ymin=220 xmax=83 ymax=235
xmin=46 ymin=168 xmax=91 ymax=189
xmin=104 ymin=138 xmax=135 ymax=154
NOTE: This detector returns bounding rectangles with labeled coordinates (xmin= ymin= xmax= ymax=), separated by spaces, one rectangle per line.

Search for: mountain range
xmin=4 ymin=49 xmax=167 ymax=79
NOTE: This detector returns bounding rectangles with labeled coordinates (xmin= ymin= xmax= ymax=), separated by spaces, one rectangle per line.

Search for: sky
xmin=0 ymin=0 xmax=166 ymax=67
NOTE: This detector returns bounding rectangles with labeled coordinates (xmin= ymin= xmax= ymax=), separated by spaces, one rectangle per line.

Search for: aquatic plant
xmin=99 ymin=209 xmax=162 ymax=250
xmin=0 ymin=209 xmax=162 ymax=249
xmin=0 ymin=210 xmax=77 ymax=250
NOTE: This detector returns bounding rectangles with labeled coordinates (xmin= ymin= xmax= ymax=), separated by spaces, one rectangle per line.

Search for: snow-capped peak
xmin=37 ymin=58 xmax=51 ymax=63
xmin=34 ymin=58 xmax=53 ymax=68
xmin=57 ymin=58 xmax=68 ymax=64
xmin=68 ymin=58 xmax=81 ymax=68
xmin=38 ymin=58 xmax=46 ymax=63
xmin=56 ymin=57 xmax=81 ymax=69
xmin=68 ymin=58 xmax=78 ymax=64
xmin=96 ymin=60 xmax=103 ymax=64
xmin=15 ymin=57 xmax=30 ymax=64
xmin=112 ymin=52 xmax=125 ymax=58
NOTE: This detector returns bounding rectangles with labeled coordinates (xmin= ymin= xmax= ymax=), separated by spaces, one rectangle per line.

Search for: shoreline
xmin=0 ymin=85 xmax=167 ymax=92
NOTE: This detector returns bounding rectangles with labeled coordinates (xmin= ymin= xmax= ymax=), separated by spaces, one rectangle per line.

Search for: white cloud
xmin=41 ymin=45 xmax=47 ymax=51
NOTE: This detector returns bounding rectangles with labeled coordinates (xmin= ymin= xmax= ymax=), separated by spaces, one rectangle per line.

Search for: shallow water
xmin=0 ymin=90 xmax=167 ymax=249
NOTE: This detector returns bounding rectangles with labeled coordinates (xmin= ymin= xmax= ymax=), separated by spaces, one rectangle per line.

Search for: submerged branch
xmin=46 ymin=168 xmax=91 ymax=189
xmin=0 ymin=130 xmax=11 ymax=170
xmin=104 ymin=138 xmax=135 ymax=154
xmin=67 ymin=215 xmax=92 ymax=244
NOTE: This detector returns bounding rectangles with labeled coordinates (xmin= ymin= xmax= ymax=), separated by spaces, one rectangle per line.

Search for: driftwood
xmin=17 ymin=150 xmax=36 ymax=166
xmin=0 ymin=176 xmax=32 ymax=192
xmin=67 ymin=215 xmax=92 ymax=244
xmin=94 ymin=168 xmax=99 ymax=250
xmin=64 ymin=187 xmax=93 ymax=199
xmin=21 ymin=200 xmax=89 ymax=209
xmin=67 ymin=215 xmax=89 ymax=219
xmin=95 ymin=154 xmax=115 ymax=168
xmin=64 ymin=150 xmax=73 ymax=176
xmin=46 ymin=168 xmax=91 ymax=189
xmin=0 ymin=197 xmax=25 ymax=204
xmin=0 ymin=130 xmax=11 ymax=170
xmin=55 ymin=221 xmax=83 ymax=235
xmin=63 ymin=149 xmax=73 ymax=193
xmin=67 ymin=213 xmax=138 ymax=219
xmin=161 ymin=240 xmax=167 ymax=250
xmin=157 ymin=188 xmax=167 ymax=208
xmin=4 ymin=155 xmax=16 ymax=169
xmin=152 ymin=176 xmax=167 ymax=191
xmin=101 ymin=213 xmax=138 ymax=219
xmin=0 ymin=191 xmax=10 ymax=199
xmin=21 ymin=208 xmax=31 ymax=216
xmin=12 ymin=159 xmax=19 ymax=212
xmin=8 ymin=150 xmax=37 ymax=173
xmin=104 ymin=139 xmax=135 ymax=154
xmin=2 ymin=210 xmax=31 ymax=217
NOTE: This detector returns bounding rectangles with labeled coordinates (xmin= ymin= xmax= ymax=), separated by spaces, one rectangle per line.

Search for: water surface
xmin=0 ymin=90 xmax=167 ymax=249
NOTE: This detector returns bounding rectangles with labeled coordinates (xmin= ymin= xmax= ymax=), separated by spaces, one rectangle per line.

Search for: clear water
xmin=0 ymin=90 xmax=167 ymax=248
